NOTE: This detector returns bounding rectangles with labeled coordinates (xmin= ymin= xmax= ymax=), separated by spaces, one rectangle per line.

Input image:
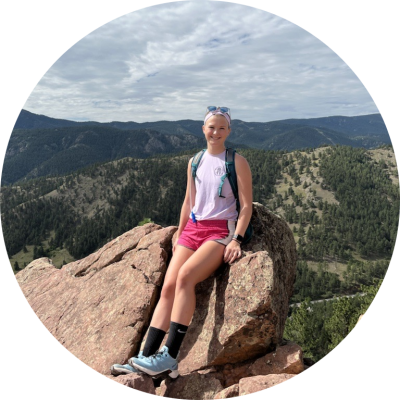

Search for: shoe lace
xmin=149 ymin=349 xmax=165 ymax=360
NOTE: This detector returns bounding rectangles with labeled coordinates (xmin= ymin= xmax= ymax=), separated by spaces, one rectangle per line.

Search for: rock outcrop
xmin=16 ymin=202 xmax=300 ymax=398
xmin=17 ymin=224 xmax=177 ymax=376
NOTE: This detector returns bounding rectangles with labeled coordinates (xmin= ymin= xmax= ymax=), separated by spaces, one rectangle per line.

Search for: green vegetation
xmin=2 ymin=144 xmax=398 ymax=362
xmin=5 ymin=112 xmax=390 ymax=185
xmin=301 ymin=146 xmax=399 ymax=258
xmin=138 ymin=218 xmax=154 ymax=226
xmin=291 ymin=259 xmax=389 ymax=303
xmin=2 ymin=126 xmax=205 ymax=185
xmin=284 ymin=280 xmax=382 ymax=361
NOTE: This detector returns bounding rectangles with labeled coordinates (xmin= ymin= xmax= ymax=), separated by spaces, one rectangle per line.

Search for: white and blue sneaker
xmin=111 ymin=351 xmax=143 ymax=376
xmin=129 ymin=346 xmax=179 ymax=379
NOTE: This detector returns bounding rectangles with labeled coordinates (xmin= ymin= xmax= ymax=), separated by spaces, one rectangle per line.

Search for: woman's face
xmin=202 ymin=114 xmax=231 ymax=148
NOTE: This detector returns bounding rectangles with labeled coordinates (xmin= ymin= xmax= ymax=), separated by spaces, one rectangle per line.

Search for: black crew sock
xmin=142 ymin=326 xmax=166 ymax=357
xmin=165 ymin=321 xmax=188 ymax=359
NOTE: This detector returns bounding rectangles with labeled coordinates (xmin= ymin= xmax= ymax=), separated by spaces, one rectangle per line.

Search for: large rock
xmin=214 ymin=384 xmax=240 ymax=399
xmin=239 ymin=374 xmax=304 ymax=399
xmin=16 ymin=224 xmax=177 ymax=375
xmin=163 ymin=342 xmax=303 ymax=399
xmin=16 ymin=202 xmax=298 ymax=398
xmin=218 ymin=341 xmax=304 ymax=388
xmin=176 ymin=202 xmax=297 ymax=373
xmin=158 ymin=373 xmax=224 ymax=400
xmin=109 ymin=373 xmax=156 ymax=394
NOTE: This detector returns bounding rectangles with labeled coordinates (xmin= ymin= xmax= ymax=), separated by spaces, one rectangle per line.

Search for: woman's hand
xmin=224 ymin=240 xmax=242 ymax=263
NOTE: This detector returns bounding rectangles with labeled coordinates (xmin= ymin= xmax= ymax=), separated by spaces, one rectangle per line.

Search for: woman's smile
xmin=202 ymin=114 xmax=231 ymax=151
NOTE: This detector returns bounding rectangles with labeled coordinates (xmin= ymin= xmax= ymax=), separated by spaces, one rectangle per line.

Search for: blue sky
xmin=23 ymin=1 xmax=378 ymax=123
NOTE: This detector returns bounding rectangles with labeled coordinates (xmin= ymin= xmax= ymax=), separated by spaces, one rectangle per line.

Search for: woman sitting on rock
xmin=111 ymin=106 xmax=253 ymax=378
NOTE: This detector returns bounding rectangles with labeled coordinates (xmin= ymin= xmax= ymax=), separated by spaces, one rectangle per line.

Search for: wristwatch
xmin=232 ymin=234 xmax=244 ymax=244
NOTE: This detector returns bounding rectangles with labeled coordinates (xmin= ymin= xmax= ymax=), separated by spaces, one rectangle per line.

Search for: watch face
xmin=234 ymin=234 xmax=244 ymax=242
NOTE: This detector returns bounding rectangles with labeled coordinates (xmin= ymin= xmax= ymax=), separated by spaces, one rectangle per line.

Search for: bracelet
xmin=232 ymin=238 xmax=241 ymax=245
xmin=233 ymin=233 xmax=244 ymax=243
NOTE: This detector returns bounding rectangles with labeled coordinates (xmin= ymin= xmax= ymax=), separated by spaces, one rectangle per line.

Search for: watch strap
xmin=233 ymin=234 xmax=244 ymax=243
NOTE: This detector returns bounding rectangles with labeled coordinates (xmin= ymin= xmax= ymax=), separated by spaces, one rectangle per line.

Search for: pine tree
xmin=325 ymin=297 xmax=358 ymax=351
xmin=284 ymin=300 xmax=313 ymax=354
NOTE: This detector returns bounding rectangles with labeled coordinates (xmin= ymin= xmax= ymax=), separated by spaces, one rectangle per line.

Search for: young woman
xmin=111 ymin=106 xmax=252 ymax=378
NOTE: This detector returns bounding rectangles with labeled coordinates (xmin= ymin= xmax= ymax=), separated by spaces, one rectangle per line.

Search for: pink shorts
xmin=177 ymin=219 xmax=236 ymax=251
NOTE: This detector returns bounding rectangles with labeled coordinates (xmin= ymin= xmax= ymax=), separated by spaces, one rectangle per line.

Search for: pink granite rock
xmin=15 ymin=202 xmax=298 ymax=399
xmin=64 ymin=224 xmax=162 ymax=277
xmin=158 ymin=373 xmax=224 ymax=400
xmin=177 ymin=203 xmax=297 ymax=373
xmin=214 ymin=384 xmax=240 ymax=399
xmin=219 ymin=341 xmax=304 ymax=387
xmin=239 ymin=374 xmax=304 ymax=400
xmin=248 ymin=341 xmax=304 ymax=376
xmin=16 ymin=224 xmax=176 ymax=376
xmin=109 ymin=372 xmax=156 ymax=394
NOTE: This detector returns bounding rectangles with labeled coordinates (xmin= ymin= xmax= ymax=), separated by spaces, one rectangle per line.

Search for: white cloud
xmin=23 ymin=1 xmax=378 ymax=123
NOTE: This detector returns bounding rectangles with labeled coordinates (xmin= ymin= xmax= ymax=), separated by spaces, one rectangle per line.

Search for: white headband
xmin=204 ymin=111 xmax=231 ymax=126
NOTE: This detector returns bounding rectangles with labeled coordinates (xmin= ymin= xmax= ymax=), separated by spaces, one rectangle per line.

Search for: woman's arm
xmin=234 ymin=154 xmax=253 ymax=236
xmin=173 ymin=158 xmax=196 ymax=251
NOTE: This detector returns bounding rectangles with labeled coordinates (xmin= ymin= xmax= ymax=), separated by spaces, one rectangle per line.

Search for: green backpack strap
xmin=224 ymin=148 xmax=239 ymax=206
xmin=224 ymin=148 xmax=253 ymax=245
xmin=191 ymin=149 xmax=206 ymax=178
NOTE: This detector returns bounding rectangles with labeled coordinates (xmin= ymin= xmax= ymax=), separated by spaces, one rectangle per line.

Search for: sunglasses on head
xmin=206 ymin=106 xmax=231 ymax=116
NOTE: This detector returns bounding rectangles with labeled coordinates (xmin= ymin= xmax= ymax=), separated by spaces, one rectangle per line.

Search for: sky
xmin=23 ymin=0 xmax=379 ymax=123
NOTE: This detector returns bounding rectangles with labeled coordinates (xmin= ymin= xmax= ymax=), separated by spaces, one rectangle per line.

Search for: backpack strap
xmin=223 ymin=148 xmax=241 ymax=212
xmin=225 ymin=148 xmax=238 ymax=197
xmin=225 ymin=147 xmax=253 ymax=245
xmin=191 ymin=149 xmax=206 ymax=178
xmin=190 ymin=149 xmax=206 ymax=223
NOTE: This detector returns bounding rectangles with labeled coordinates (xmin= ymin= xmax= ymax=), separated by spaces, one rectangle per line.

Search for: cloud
xmin=23 ymin=1 xmax=378 ymax=123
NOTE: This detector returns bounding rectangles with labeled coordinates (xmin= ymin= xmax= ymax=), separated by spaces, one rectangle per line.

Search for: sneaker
xmin=129 ymin=346 xmax=179 ymax=379
xmin=111 ymin=351 xmax=143 ymax=376
xmin=110 ymin=363 xmax=140 ymax=376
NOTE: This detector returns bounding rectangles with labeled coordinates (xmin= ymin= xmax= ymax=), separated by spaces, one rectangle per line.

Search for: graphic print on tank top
xmin=191 ymin=150 xmax=238 ymax=221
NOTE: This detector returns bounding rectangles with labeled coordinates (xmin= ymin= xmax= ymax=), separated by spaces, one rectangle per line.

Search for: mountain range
xmin=2 ymin=109 xmax=391 ymax=185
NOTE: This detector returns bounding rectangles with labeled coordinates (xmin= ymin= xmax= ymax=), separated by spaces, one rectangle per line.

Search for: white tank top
xmin=191 ymin=150 xmax=238 ymax=221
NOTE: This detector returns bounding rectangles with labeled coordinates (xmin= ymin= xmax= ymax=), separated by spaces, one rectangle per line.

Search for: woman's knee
xmin=176 ymin=268 xmax=196 ymax=291
xmin=159 ymin=280 xmax=176 ymax=301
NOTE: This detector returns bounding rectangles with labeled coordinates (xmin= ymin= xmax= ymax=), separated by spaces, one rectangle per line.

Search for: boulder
xmin=109 ymin=373 xmax=156 ymax=394
xmin=214 ymin=384 xmax=240 ymax=399
xmin=218 ymin=341 xmax=304 ymax=387
xmin=158 ymin=373 xmax=224 ymax=400
xmin=176 ymin=202 xmax=297 ymax=373
xmin=153 ymin=342 xmax=303 ymax=398
xmin=16 ymin=224 xmax=177 ymax=376
xmin=239 ymin=374 xmax=304 ymax=400
xmin=16 ymin=202 xmax=298 ymax=398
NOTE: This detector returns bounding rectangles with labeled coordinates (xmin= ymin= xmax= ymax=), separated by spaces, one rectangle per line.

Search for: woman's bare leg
xmin=149 ymin=245 xmax=194 ymax=332
xmin=170 ymin=241 xmax=225 ymax=326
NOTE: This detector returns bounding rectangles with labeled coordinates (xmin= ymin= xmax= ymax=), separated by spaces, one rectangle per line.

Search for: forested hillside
xmin=2 ymin=126 xmax=207 ymax=185
xmin=2 ymin=144 xmax=398 ymax=362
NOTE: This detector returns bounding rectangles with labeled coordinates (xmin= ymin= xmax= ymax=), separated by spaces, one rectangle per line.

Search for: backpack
xmin=191 ymin=148 xmax=253 ymax=245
